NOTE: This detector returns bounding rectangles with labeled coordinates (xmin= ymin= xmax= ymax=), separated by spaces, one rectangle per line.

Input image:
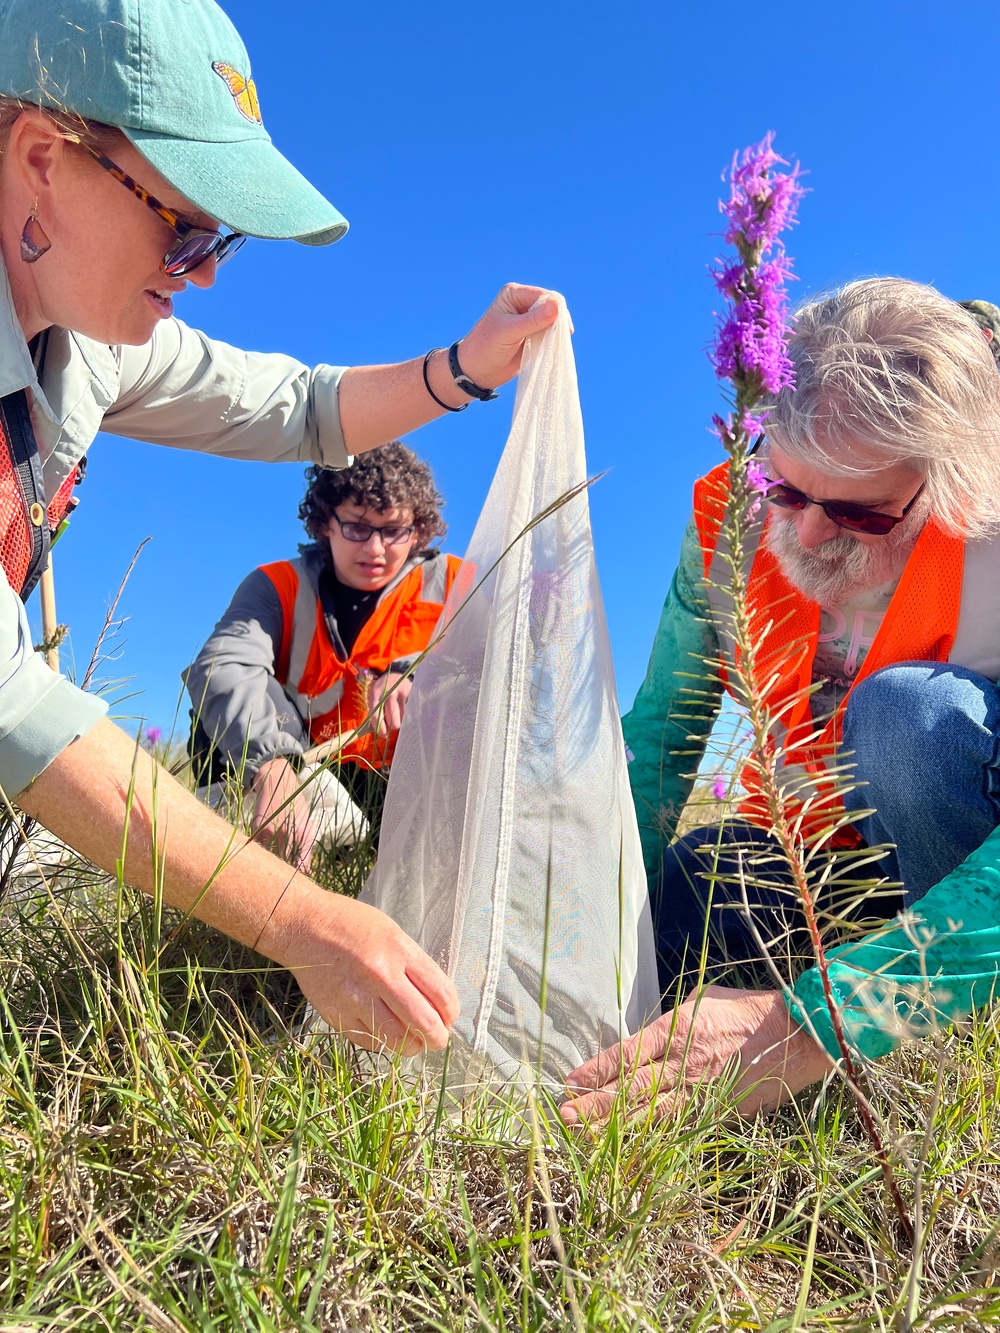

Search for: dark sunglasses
xmin=74 ymin=140 xmax=246 ymax=277
xmin=764 ymin=477 xmax=926 ymax=536
xmin=331 ymin=512 xmax=416 ymax=546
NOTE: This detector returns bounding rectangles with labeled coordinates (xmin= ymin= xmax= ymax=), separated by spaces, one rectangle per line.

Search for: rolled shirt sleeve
xmin=101 ymin=318 xmax=351 ymax=470
xmin=0 ymin=573 xmax=106 ymax=800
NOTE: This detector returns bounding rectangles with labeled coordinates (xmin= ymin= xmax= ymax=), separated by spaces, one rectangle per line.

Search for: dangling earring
xmin=20 ymin=200 xmax=51 ymax=264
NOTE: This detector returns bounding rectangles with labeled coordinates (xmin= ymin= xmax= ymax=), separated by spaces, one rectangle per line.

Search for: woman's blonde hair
xmin=0 ymin=94 xmax=122 ymax=154
xmin=766 ymin=277 xmax=1000 ymax=537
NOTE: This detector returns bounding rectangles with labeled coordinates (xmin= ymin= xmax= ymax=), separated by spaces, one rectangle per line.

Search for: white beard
xmin=764 ymin=511 xmax=923 ymax=607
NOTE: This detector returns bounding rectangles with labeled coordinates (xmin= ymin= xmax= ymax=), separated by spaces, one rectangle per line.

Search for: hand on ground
xmin=250 ymin=756 xmax=317 ymax=872
xmin=457 ymin=284 xmax=564 ymax=390
xmin=560 ymin=986 xmax=834 ymax=1126
xmin=259 ymin=883 xmax=460 ymax=1055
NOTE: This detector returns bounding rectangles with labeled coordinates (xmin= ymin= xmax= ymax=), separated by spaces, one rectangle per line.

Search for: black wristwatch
xmin=448 ymin=340 xmax=499 ymax=402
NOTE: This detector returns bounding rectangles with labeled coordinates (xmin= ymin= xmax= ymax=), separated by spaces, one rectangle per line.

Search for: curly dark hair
xmin=299 ymin=442 xmax=446 ymax=550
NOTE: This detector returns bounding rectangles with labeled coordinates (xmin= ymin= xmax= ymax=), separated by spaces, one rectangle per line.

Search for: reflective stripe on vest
xmin=420 ymin=553 xmax=449 ymax=605
xmin=285 ymin=562 xmax=345 ymax=722
xmin=694 ymin=461 xmax=968 ymax=838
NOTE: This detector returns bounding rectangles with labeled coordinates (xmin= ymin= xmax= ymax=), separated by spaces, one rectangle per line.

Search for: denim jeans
xmin=842 ymin=661 xmax=1000 ymax=905
xmin=653 ymin=661 xmax=1000 ymax=996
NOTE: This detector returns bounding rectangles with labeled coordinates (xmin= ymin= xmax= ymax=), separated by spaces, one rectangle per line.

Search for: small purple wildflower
xmin=746 ymin=459 xmax=770 ymax=493
xmin=746 ymin=460 xmax=787 ymax=517
xmin=742 ymin=412 xmax=770 ymax=437
xmin=145 ymin=726 xmax=162 ymax=746
xmin=711 ymin=248 xmax=798 ymax=396
xmin=711 ymin=776 xmax=727 ymax=802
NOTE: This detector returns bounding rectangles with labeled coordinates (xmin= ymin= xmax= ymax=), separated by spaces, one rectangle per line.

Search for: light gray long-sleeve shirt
xmin=185 ymin=558 xmax=311 ymax=781
xmin=0 ymin=251 xmax=349 ymax=800
xmin=185 ymin=544 xmax=447 ymax=783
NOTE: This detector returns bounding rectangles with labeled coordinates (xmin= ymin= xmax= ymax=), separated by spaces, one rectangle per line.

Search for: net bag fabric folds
xmin=363 ymin=300 xmax=660 ymax=1084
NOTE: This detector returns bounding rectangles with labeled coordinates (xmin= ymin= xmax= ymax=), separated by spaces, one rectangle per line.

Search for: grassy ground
xmin=2 ymin=826 xmax=1000 ymax=1332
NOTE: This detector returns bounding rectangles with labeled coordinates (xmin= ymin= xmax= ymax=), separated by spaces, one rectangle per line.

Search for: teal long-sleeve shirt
xmin=629 ymin=513 xmax=1000 ymax=1064
xmin=790 ymin=835 xmax=1000 ymax=1060
xmin=621 ymin=517 xmax=722 ymax=879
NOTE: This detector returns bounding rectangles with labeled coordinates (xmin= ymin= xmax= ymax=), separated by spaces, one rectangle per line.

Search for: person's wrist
xmin=447 ymin=340 xmax=499 ymax=401
xmin=738 ymin=989 xmax=832 ymax=1072
xmin=253 ymin=872 xmax=341 ymax=964
xmin=424 ymin=347 xmax=473 ymax=411
xmin=254 ymin=753 xmax=297 ymax=788
xmin=786 ymin=1019 xmax=835 ymax=1076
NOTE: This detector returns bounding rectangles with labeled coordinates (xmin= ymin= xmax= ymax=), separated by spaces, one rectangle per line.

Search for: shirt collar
xmin=0 ymin=248 xmax=61 ymax=423
xmin=0 ymin=247 xmax=41 ymax=394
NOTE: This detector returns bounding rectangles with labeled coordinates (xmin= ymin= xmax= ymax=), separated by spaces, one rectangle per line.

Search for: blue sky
xmin=35 ymin=0 xmax=1000 ymax=740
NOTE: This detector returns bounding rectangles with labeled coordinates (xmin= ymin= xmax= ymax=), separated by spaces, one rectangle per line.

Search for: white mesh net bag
xmin=362 ymin=298 xmax=660 ymax=1086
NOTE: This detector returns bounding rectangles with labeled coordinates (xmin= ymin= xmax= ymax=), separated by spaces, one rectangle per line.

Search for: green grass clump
xmin=2 ymin=837 xmax=1000 ymax=1332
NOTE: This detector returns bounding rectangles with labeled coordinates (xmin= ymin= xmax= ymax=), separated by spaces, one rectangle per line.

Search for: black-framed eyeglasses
xmin=764 ymin=477 xmax=926 ymax=536
xmin=74 ymin=140 xmax=246 ymax=277
xmin=330 ymin=512 xmax=416 ymax=546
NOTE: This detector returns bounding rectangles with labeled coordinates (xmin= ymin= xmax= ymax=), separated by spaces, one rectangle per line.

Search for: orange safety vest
xmin=0 ymin=390 xmax=79 ymax=599
xmin=693 ymin=461 xmax=965 ymax=842
xmin=260 ymin=551 xmax=462 ymax=769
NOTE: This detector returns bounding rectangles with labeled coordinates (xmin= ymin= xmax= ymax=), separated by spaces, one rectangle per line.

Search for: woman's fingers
xmin=275 ymin=891 xmax=458 ymax=1055
xmin=491 ymin=283 xmax=561 ymax=334
xmin=459 ymin=284 xmax=566 ymax=388
xmin=565 ymin=1034 xmax=634 ymax=1093
xmin=369 ymin=672 xmax=410 ymax=737
xmin=561 ymin=990 xmax=831 ymax=1129
xmin=406 ymin=950 xmax=460 ymax=1029
xmin=509 ymin=295 xmax=561 ymax=335
xmin=381 ymin=989 xmax=450 ymax=1054
xmin=496 ymin=282 xmax=549 ymax=311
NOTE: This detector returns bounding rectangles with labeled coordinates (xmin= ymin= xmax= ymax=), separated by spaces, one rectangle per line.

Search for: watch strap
xmin=448 ymin=341 xmax=499 ymax=402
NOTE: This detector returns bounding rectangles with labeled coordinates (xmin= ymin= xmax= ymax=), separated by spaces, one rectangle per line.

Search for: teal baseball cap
xmin=0 ymin=0 xmax=348 ymax=246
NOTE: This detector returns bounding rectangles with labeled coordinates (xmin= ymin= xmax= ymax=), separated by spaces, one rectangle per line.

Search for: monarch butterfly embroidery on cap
xmin=212 ymin=61 xmax=263 ymax=125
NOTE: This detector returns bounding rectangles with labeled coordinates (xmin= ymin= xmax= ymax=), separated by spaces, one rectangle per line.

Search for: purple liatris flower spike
xmin=711 ymin=776 xmax=727 ymax=802
xmin=145 ymin=726 xmax=162 ymax=746
xmin=709 ymin=133 xmax=804 ymax=414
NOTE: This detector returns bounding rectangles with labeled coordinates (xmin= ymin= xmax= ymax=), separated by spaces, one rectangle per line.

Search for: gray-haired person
xmin=563 ymin=278 xmax=1000 ymax=1122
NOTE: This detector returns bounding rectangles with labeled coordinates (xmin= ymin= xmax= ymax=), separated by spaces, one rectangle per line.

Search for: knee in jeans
xmin=843 ymin=662 xmax=957 ymax=797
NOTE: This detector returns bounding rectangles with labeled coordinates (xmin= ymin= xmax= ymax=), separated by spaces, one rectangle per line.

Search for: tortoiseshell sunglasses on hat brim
xmin=72 ymin=139 xmax=246 ymax=277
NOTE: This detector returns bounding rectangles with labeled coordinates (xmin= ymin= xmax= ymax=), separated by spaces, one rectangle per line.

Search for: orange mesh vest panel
xmin=693 ymin=461 xmax=964 ymax=840
xmin=0 ymin=391 xmax=77 ymax=600
xmin=261 ymin=554 xmax=461 ymax=768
